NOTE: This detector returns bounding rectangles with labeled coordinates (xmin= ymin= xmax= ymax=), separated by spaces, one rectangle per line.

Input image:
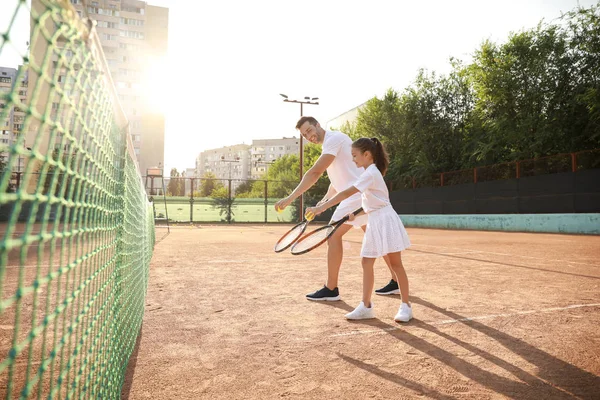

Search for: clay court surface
xmin=122 ymin=224 xmax=600 ymax=400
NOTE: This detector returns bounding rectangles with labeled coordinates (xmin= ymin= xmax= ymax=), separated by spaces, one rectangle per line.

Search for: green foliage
xmin=166 ymin=168 xmax=185 ymax=196
xmin=351 ymin=3 xmax=600 ymax=187
xmin=198 ymin=171 xmax=224 ymax=197
xmin=210 ymin=185 xmax=234 ymax=222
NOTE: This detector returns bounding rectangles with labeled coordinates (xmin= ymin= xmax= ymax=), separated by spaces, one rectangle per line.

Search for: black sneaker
xmin=306 ymin=285 xmax=341 ymax=301
xmin=375 ymin=279 xmax=400 ymax=295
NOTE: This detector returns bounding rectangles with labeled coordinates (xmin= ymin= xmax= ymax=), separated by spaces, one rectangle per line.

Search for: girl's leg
xmin=361 ymin=257 xmax=376 ymax=307
xmin=386 ymin=251 xmax=409 ymax=304
xmin=360 ymin=225 xmax=395 ymax=280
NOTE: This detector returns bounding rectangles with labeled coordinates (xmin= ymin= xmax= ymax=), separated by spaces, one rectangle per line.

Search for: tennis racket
xmin=273 ymin=214 xmax=315 ymax=253
xmin=273 ymin=199 xmax=329 ymax=253
xmin=290 ymin=208 xmax=363 ymax=255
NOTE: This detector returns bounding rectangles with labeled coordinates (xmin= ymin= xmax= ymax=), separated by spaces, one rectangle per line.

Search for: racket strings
xmin=274 ymin=224 xmax=306 ymax=251
xmin=292 ymin=226 xmax=334 ymax=253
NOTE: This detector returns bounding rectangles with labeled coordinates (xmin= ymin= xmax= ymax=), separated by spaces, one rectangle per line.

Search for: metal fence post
xmin=190 ymin=177 xmax=194 ymax=222
xmin=264 ymin=180 xmax=268 ymax=223
xmin=227 ymin=179 xmax=232 ymax=223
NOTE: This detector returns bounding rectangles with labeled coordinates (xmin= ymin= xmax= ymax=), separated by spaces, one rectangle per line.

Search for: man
xmin=274 ymin=116 xmax=399 ymax=301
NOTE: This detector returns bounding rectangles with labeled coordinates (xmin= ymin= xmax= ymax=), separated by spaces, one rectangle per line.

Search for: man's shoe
xmin=345 ymin=302 xmax=376 ymax=320
xmin=375 ymin=279 xmax=400 ymax=295
xmin=394 ymin=302 xmax=413 ymax=322
xmin=306 ymin=285 xmax=341 ymax=301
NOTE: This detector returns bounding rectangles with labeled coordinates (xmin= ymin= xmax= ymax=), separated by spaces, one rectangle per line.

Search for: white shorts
xmin=330 ymin=195 xmax=368 ymax=228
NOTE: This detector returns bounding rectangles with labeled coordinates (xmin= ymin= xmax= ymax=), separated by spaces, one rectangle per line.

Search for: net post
xmin=571 ymin=153 xmax=577 ymax=172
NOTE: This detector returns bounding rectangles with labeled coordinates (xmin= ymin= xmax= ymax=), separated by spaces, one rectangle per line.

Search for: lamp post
xmin=280 ymin=94 xmax=319 ymax=219
xmin=220 ymin=155 xmax=240 ymax=223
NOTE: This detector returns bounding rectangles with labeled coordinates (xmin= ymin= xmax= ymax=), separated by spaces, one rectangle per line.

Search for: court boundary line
xmin=328 ymin=303 xmax=600 ymax=338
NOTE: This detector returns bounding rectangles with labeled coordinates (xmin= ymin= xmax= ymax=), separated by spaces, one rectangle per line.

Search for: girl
xmin=305 ymin=137 xmax=412 ymax=322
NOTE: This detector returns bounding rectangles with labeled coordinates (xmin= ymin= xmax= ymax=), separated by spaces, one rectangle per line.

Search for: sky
xmin=1 ymin=0 xmax=597 ymax=173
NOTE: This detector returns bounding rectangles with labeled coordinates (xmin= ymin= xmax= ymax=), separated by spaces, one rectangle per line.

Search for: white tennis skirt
xmin=361 ymin=205 xmax=411 ymax=258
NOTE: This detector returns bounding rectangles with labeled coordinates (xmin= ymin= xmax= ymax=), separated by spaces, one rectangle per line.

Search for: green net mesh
xmin=1 ymin=1 xmax=154 ymax=398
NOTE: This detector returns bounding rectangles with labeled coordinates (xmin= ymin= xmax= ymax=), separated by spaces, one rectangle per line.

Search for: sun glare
xmin=141 ymin=56 xmax=172 ymax=115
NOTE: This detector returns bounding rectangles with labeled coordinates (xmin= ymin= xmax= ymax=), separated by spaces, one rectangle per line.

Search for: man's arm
xmin=318 ymin=184 xmax=337 ymax=206
xmin=286 ymin=154 xmax=335 ymax=201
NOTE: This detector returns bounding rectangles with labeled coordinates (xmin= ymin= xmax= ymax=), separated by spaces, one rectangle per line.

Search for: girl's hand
xmin=347 ymin=212 xmax=356 ymax=222
xmin=305 ymin=205 xmax=324 ymax=220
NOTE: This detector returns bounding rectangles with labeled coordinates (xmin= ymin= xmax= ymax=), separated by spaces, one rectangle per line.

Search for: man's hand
xmin=274 ymin=197 xmax=293 ymax=212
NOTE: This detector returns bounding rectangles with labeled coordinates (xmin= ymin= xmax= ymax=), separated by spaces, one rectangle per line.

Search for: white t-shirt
xmin=321 ymin=131 xmax=363 ymax=196
xmin=352 ymin=164 xmax=391 ymax=213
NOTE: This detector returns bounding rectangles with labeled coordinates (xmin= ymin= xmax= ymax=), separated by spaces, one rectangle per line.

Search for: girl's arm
xmin=306 ymin=186 xmax=359 ymax=217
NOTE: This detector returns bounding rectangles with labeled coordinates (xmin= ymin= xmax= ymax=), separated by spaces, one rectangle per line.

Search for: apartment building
xmin=326 ymin=102 xmax=366 ymax=130
xmin=72 ymin=0 xmax=168 ymax=175
xmin=27 ymin=0 xmax=169 ymax=176
xmin=0 ymin=66 xmax=28 ymax=171
xmin=249 ymin=137 xmax=301 ymax=179
xmin=195 ymin=144 xmax=252 ymax=189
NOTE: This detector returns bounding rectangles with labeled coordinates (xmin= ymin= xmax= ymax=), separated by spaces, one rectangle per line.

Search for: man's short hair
xmin=295 ymin=116 xmax=319 ymax=130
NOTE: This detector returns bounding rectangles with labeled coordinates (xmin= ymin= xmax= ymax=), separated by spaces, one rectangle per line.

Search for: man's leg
xmin=306 ymin=223 xmax=353 ymax=301
xmin=325 ymin=223 xmax=353 ymax=289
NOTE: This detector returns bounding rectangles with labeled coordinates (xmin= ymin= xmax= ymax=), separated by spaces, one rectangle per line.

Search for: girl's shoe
xmin=345 ymin=301 xmax=375 ymax=320
xmin=395 ymin=303 xmax=413 ymax=322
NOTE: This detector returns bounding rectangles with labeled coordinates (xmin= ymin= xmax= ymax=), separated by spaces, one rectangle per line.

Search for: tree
xmin=210 ymin=185 xmax=235 ymax=223
xmin=166 ymin=168 xmax=185 ymax=196
xmin=197 ymin=171 xmax=223 ymax=197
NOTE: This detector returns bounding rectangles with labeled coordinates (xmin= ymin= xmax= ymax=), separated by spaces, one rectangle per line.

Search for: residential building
xmin=0 ymin=66 xmax=28 ymax=171
xmin=326 ymin=102 xmax=366 ymax=130
xmin=28 ymin=0 xmax=169 ymax=176
xmin=195 ymin=144 xmax=251 ymax=190
xmin=184 ymin=167 xmax=195 ymax=195
xmin=249 ymin=137 xmax=301 ymax=179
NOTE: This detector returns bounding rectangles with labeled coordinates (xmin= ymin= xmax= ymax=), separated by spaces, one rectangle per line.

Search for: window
xmin=119 ymin=30 xmax=145 ymax=40
xmin=120 ymin=17 xmax=144 ymax=26
xmin=0 ymin=77 xmax=11 ymax=83
xmin=101 ymin=33 xmax=118 ymax=41
xmin=96 ymin=21 xmax=118 ymax=29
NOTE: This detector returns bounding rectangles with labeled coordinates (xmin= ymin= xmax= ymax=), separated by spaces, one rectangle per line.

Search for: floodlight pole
xmin=280 ymin=95 xmax=319 ymax=220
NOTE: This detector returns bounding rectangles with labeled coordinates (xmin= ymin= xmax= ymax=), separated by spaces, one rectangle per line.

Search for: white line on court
xmin=410 ymin=244 xmax=600 ymax=268
xmin=328 ymin=303 xmax=600 ymax=338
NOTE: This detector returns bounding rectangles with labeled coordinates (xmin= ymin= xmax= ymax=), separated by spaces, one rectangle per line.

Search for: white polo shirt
xmin=353 ymin=164 xmax=391 ymax=213
xmin=321 ymin=130 xmax=363 ymax=198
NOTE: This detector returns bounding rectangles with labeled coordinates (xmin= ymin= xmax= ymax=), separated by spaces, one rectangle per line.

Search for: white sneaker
xmin=345 ymin=301 xmax=375 ymax=320
xmin=394 ymin=303 xmax=413 ymax=322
